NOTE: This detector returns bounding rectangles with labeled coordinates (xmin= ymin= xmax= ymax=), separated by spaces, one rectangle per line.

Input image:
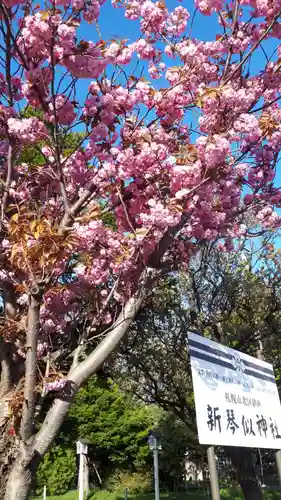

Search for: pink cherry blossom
xmin=45 ymin=378 xmax=67 ymax=393
xmin=7 ymin=118 xmax=48 ymax=143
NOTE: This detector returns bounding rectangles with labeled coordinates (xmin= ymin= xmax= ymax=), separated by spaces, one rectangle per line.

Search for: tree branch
xmin=32 ymin=268 xmax=158 ymax=456
xmin=50 ymin=30 xmax=70 ymax=215
xmin=0 ymin=341 xmax=13 ymax=396
xmin=2 ymin=283 xmax=17 ymax=319
xmin=20 ymin=293 xmax=41 ymax=442
xmin=223 ymin=8 xmax=281 ymax=86
xmin=1 ymin=143 xmax=14 ymax=223
xmin=59 ymin=185 xmax=96 ymax=231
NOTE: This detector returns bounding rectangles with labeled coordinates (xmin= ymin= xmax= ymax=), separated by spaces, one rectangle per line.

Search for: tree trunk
xmin=0 ymin=271 xmax=157 ymax=500
xmin=227 ymin=447 xmax=263 ymax=500
xmin=4 ymin=457 xmax=32 ymax=500
xmin=0 ymin=437 xmax=33 ymax=500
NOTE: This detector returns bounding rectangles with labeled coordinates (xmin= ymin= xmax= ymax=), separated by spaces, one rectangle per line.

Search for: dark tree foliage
xmin=113 ymin=240 xmax=281 ymax=499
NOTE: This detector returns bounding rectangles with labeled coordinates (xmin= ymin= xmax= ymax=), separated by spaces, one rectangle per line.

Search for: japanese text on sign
xmin=188 ymin=332 xmax=281 ymax=449
xmin=206 ymin=405 xmax=281 ymax=439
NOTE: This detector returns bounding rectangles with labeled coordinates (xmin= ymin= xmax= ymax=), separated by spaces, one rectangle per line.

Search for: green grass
xmin=31 ymin=489 xmax=281 ymax=500
xmin=32 ymin=493 xmax=78 ymax=500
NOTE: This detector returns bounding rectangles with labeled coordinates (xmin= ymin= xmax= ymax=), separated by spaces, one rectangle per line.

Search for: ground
xmin=31 ymin=488 xmax=281 ymax=500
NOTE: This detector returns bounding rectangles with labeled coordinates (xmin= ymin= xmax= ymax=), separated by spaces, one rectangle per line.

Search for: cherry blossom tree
xmin=0 ymin=0 xmax=281 ymax=497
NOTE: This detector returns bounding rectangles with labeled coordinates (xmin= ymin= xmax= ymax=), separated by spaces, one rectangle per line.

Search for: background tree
xmin=157 ymin=412 xmax=194 ymax=491
xmin=114 ymin=240 xmax=281 ymax=500
xmin=35 ymin=375 xmax=190 ymax=494
xmin=35 ymin=445 xmax=76 ymax=496
xmin=60 ymin=377 xmax=156 ymax=480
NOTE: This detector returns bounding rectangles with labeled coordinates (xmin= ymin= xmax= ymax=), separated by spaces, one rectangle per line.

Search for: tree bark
xmin=4 ymin=451 xmax=33 ymax=500
xmin=0 ymin=427 xmax=27 ymax=500
xmin=20 ymin=294 xmax=41 ymax=441
xmin=227 ymin=447 xmax=263 ymax=500
xmin=0 ymin=342 xmax=13 ymax=396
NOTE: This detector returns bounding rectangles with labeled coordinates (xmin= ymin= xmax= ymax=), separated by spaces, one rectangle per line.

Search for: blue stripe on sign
xmin=189 ymin=349 xmax=233 ymax=370
xmin=244 ymin=368 xmax=276 ymax=384
xmin=189 ymin=348 xmax=276 ymax=384
xmin=188 ymin=338 xmax=274 ymax=376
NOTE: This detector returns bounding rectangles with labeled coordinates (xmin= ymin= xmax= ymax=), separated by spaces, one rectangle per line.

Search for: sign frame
xmin=188 ymin=332 xmax=281 ymax=449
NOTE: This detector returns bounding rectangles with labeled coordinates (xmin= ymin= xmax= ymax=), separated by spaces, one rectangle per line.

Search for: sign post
xmin=148 ymin=430 xmax=162 ymax=500
xmin=79 ymin=452 xmax=84 ymax=500
xmin=76 ymin=439 xmax=90 ymax=500
xmin=188 ymin=332 xmax=281 ymax=499
xmin=276 ymin=450 xmax=281 ymax=487
xmin=207 ymin=446 xmax=220 ymax=500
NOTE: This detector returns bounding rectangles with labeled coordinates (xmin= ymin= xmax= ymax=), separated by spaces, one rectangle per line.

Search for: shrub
xmin=36 ymin=445 xmax=76 ymax=495
xmin=104 ymin=471 xmax=152 ymax=494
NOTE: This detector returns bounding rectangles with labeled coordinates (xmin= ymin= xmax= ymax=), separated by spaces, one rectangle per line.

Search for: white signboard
xmin=188 ymin=332 xmax=281 ymax=449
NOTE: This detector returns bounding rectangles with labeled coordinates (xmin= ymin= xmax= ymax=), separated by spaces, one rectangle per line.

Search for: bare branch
xmin=59 ymin=185 xmax=96 ymax=231
xmin=32 ymin=268 xmax=158 ymax=456
xmin=223 ymin=9 xmax=281 ymax=86
xmin=2 ymin=284 xmax=17 ymax=319
xmin=20 ymin=293 xmax=42 ymax=442
xmin=0 ymin=341 xmax=13 ymax=396
xmin=1 ymin=144 xmax=14 ymax=223
xmin=50 ymin=32 xmax=70 ymax=215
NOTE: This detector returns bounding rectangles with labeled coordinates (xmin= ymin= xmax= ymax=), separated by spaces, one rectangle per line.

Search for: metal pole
xmin=207 ymin=446 xmax=220 ymax=500
xmin=276 ymin=450 xmax=281 ymax=488
xmin=79 ymin=453 xmax=84 ymax=500
xmin=153 ymin=447 xmax=160 ymax=500
xmin=43 ymin=485 xmax=47 ymax=500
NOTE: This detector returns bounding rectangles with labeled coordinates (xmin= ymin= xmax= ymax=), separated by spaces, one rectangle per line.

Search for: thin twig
xmin=50 ymin=30 xmax=70 ymax=214
xmin=221 ymin=0 xmax=240 ymax=82
xmin=222 ymin=9 xmax=281 ymax=86
xmin=1 ymin=143 xmax=14 ymax=222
